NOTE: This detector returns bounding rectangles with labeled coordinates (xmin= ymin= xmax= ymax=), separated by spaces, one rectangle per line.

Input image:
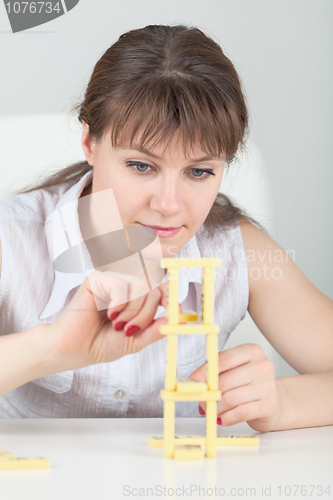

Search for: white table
xmin=0 ymin=419 xmax=332 ymax=500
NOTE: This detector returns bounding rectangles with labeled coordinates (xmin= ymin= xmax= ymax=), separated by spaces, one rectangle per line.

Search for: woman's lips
xmin=139 ymin=223 xmax=182 ymax=238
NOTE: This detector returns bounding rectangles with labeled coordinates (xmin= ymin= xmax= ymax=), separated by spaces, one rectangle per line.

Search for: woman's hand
xmin=187 ymin=343 xmax=283 ymax=432
xmin=50 ymin=270 xmax=168 ymax=370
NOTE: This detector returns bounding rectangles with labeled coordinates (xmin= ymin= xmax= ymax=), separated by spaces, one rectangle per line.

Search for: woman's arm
xmin=239 ymin=218 xmax=333 ymax=429
xmin=0 ymin=239 xmax=64 ymax=396
xmin=0 ymin=243 xmax=168 ymax=397
xmin=0 ymin=324 xmax=70 ymax=396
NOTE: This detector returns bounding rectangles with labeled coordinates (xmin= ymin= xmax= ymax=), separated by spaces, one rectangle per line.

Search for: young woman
xmin=0 ymin=25 xmax=332 ymax=429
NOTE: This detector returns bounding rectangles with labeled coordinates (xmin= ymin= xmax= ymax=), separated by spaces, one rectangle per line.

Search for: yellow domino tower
xmin=148 ymin=257 xmax=259 ymax=460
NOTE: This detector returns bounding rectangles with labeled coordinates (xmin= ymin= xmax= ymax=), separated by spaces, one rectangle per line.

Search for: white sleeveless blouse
xmin=0 ymin=170 xmax=248 ymax=418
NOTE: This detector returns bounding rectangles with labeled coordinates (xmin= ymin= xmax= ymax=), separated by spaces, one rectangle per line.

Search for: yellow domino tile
xmin=150 ymin=435 xmax=259 ymax=448
xmin=160 ymin=324 xmax=219 ymax=335
xmin=202 ymin=266 xmax=214 ymax=324
xmin=205 ymin=400 xmax=217 ymax=458
xmin=174 ymin=436 xmax=205 ymax=446
xmin=177 ymin=380 xmax=208 ymax=392
xmin=161 ymin=258 xmax=221 ymax=268
xmin=216 ymin=435 xmax=259 ymax=446
xmin=148 ymin=437 xmax=164 ymax=448
xmin=161 ymin=436 xmax=258 ymax=446
xmin=166 ymin=335 xmax=177 ymax=361
xmin=206 ymin=334 xmax=218 ymax=391
xmin=174 ymin=445 xmax=204 ymax=460
xmin=165 ymin=375 xmax=176 ymax=391
xmin=179 ymin=310 xmax=199 ymax=322
xmin=167 ymin=266 xmax=179 ymax=325
xmin=0 ymin=457 xmax=51 ymax=470
xmin=165 ymin=364 xmax=177 ymax=391
xmin=164 ymin=400 xmax=175 ymax=459
xmin=149 ymin=436 xmax=206 ymax=447
xmin=160 ymin=389 xmax=221 ymax=401
xmin=0 ymin=450 xmax=18 ymax=460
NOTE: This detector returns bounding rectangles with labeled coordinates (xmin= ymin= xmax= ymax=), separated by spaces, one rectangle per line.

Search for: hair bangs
xmin=106 ymin=78 xmax=233 ymax=161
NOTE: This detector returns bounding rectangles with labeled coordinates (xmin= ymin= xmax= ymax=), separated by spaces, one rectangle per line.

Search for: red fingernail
xmin=114 ymin=321 xmax=127 ymax=331
xmin=125 ymin=325 xmax=141 ymax=337
xmin=217 ymin=417 xmax=222 ymax=426
xmin=198 ymin=405 xmax=205 ymax=416
xmin=110 ymin=312 xmax=119 ymax=321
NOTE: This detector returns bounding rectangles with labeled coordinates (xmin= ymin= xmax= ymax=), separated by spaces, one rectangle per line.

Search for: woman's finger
xmin=218 ymin=360 xmax=273 ymax=393
xmin=86 ymin=270 xmax=143 ymax=318
xmin=216 ymin=383 xmax=260 ymax=415
xmin=110 ymin=293 xmax=149 ymax=331
xmin=125 ymin=316 xmax=168 ymax=353
xmin=121 ymin=287 xmax=185 ymax=336
xmin=122 ymin=287 xmax=166 ymax=336
xmin=157 ymin=283 xmax=168 ymax=309
xmin=106 ymin=275 xmax=149 ymax=319
xmin=216 ymin=400 xmax=266 ymax=427
xmin=198 ymin=381 xmax=261 ymax=420
xmin=108 ymin=280 xmax=167 ymax=322
xmin=187 ymin=363 xmax=206 ymax=383
xmin=217 ymin=344 xmax=265 ymax=373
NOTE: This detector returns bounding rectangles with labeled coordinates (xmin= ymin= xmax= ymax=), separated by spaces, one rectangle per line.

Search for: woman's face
xmin=81 ymin=122 xmax=225 ymax=258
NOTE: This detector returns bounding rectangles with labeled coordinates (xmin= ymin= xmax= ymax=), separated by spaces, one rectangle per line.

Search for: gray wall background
xmin=1 ymin=1 xmax=332 ymax=358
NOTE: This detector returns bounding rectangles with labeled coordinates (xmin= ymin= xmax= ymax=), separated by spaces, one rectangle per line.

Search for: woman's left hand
xmin=187 ymin=343 xmax=283 ymax=432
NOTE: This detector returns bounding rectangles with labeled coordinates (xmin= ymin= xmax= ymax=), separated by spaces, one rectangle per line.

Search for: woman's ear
xmin=81 ymin=120 xmax=95 ymax=166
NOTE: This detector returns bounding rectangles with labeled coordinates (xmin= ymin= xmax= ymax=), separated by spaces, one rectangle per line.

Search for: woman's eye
xmin=126 ymin=161 xmax=151 ymax=173
xmin=191 ymin=168 xmax=216 ymax=180
xmin=125 ymin=161 xmax=216 ymax=181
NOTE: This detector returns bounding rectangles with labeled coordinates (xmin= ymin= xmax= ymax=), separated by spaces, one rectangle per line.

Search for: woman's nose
xmin=150 ymin=177 xmax=184 ymax=216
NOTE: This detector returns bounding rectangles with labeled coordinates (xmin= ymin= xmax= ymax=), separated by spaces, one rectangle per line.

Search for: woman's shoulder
xmin=0 ymin=182 xmax=72 ymax=282
xmin=239 ymin=216 xmax=275 ymax=255
xmin=238 ymin=215 xmax=296 ymax=296
xmin=0 ymin=182 xmax=71 ymax=283
xmin=0 ymin=182 xmax=69 ymax=225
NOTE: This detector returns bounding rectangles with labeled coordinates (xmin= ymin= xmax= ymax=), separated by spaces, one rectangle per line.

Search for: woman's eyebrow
xmin=118 ymin=145 xmax=223 ymax=163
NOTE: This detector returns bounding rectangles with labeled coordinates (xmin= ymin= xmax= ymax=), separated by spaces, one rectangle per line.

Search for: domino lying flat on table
xmin=0 ymin=449 xmax=50 ymax=470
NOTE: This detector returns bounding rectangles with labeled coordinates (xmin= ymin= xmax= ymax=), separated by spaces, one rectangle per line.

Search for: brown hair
xmin=12 ymin=24 xmax=263 ymax=236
